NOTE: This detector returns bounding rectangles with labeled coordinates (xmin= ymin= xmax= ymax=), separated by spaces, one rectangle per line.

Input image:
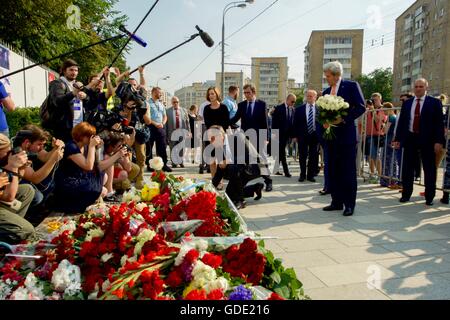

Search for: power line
xmin=226 ymin=0 xmax=280 ymax=40
xmin=171 ymin=0 xmax=281 ymax=90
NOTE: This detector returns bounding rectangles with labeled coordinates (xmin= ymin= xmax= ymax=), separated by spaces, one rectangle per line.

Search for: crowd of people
xmin=0 ymin=59 xmax=449 ymax=244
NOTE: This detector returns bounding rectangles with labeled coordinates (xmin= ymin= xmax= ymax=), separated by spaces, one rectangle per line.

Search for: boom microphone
xmin=195 ymin=25 xmax=215 ymax=48
xmin=119 ymin=25 xmax=148 ymax=48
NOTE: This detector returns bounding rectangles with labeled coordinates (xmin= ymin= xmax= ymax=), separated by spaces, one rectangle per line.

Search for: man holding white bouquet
xmin=319 ymin=61 xmax=366 ymax=216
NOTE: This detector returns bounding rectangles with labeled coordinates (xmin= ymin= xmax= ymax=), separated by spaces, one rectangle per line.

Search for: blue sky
xmin=115 ymin=0 xmax=416 ymax=94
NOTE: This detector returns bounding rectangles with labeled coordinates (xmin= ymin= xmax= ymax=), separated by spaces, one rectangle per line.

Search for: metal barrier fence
xmin=357 ymin=105 xmax=450 ymax=192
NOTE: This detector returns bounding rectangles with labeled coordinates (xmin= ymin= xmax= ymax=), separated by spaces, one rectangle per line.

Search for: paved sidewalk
xmin=172 ymin=161 xmax=450 ymax=300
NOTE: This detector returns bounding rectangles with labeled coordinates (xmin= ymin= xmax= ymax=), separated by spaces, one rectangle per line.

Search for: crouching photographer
xmin=111 ymin=81 xmax=152 ymax=190
xmin=12 ymin=126 xmax=64 ymax=222
xmin=0 ymin=134 xmax=36 ymax=244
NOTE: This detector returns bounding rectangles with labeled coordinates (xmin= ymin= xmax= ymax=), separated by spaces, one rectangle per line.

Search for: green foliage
xmin=0 ymin=0 xmax=129 ymax=82
xmin=216 ymin=195 xmax=243 ymax=235
xmin=258 ymin=240 xmax=310 ymax=300
xmin=5 ymin=107 xmax=41 ymax=137
xmin=357 ymin=68 xmax=394 ymax=102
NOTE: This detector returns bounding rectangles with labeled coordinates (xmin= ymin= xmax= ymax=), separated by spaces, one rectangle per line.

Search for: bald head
xmin=306 ymin=90 xmax=318 ymax=105
xmin=414 ymin=78 xmax=428 ymax=98
xmin=286 ymin=94 xmax=297 ymax=107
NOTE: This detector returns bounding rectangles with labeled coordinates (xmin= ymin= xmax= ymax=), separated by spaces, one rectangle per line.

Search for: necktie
xmin=413 ymin=98 xmax=421 ymax=133
xmin=176 ymin=109 xmax=180 ymax=129
xmin=247 ymin=101 xmax=253 ymax=119
xmin=307 ymin=105 xmax=315 ymax=134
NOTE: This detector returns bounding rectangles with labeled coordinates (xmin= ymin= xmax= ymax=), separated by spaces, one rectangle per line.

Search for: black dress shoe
xmin=163 ymin=166 xmax=173 ymax=173
xmin=180 ymin=163 xmax=185 ymax=168
xmin=426 ymin=201 xmax=434 ymax=206
xmin=441 ymin=198 xmax=450 ymax=205
xmin=307 ymin=178 xmax=316 ymax=183
xmin=275 ymin=172 xmax=283 ymax=176
xmin=323 ymin=205 xmax=344 ymax=211
xmin=172 ymin=164 xmax=178 ymax=169
xmin=265 ymin=183 xmax=273 ymax=192
xmin=298 ymin=177 xmax=306 ymax=183
xmin=254 ymin=183 xmax=264 ymax=201
xmin=343 ymin=208 xmax=354 ymax=217
xmin=399 ymin=197 xmax=410 ymax=203
xmin=319 ymin=190 xmax=330 ymax=196
xmin=234 ymin=201 xmax=247 ymax=210
xmin=285 ymin=173 xmax=292 ymax=178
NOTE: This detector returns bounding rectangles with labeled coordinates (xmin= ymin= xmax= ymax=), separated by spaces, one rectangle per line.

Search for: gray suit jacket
xmin=166 ymin=107 xmax=190 ymax=137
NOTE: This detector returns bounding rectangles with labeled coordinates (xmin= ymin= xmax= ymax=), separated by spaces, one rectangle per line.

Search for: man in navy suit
xmin=321 ymin=61 xmax=366 ymax=217
xmin=293 ymin=90 xmax=320 ymax=183
xmin=271 ymin=94 xmax=297 ymax=177
xmin=231 ymin=84 xmax=273 ymax=192
xmin=393 ymin=78 xmax=446 ymax=206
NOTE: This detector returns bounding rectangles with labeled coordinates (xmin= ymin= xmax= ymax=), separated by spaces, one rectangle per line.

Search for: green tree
xmin=0 ymin=0 xmax=129 ymax=82
xmin=357 ymin=68 xmax=393 ymax=102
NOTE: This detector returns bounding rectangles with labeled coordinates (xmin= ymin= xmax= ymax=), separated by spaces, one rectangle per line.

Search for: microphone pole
xmin=104 ymin=0 xmax=161 ymax=78
xmin=129 ymin=33 xmax=201 ymax=75
xmin=0 ymin=34 xmax=125 ymax=81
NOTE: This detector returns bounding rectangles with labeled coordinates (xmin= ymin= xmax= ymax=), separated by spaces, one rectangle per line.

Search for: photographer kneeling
xmin=208 ymin=126 xmax=264 ymax=210
xmin=0 ymin=134 xmax=36 ymax=244
xmin=13 ymin=126 xmax=64 ymax=218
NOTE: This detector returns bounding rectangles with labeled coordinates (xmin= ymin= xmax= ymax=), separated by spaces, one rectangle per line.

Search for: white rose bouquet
xmin=316 ymin=94 xmax=350 ymax=140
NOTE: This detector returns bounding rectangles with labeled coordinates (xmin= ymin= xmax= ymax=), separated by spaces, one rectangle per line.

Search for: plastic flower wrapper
xmin=175 ymin=236 xmax=209 ymax=267
xmin=51 ymin=260 xmax=82 ymax=297
xmin=158 ymin=220 xmax=204 ymax=243
xmin=9 ymin=273 xmax=45 ymax=300
xmin=86 ymin=202 xmax=110 ymax=217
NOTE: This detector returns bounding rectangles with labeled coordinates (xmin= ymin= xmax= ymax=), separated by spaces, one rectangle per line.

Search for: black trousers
xmin=221 ymin=165 xmax=260 ymax=203
xmin=401 ymin=133 xmax=436 ymax=202
xmin=298 ymin=134 xmax=319 ymax=179
xmin=146 ymin=126 xmax=168 ymax=166
xmin=328 ymin=142 xmax=358 ymax=210
xmin=275 ymin=136 xmax=290 ymax=175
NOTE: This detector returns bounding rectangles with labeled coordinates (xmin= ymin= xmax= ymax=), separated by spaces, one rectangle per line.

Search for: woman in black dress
xmin=203 ymin=87 xmax=230 ymax=181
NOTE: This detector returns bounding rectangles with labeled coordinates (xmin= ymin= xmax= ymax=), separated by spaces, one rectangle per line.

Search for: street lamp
xmin=221 ymin=0 xmax=254 ymax=96
xmin=157 ymin=76 xmax=170 ymax=87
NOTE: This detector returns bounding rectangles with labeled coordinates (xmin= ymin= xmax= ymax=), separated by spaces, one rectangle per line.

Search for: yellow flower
xmin=141 ymin=182 xmax=160 ymax=202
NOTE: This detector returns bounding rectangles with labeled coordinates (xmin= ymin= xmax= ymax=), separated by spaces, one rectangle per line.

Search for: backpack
xmin=40 ymin=79 xmax=70 ymax=130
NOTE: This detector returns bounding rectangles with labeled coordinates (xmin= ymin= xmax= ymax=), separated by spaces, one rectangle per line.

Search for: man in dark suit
xmin=321 ymin=61 xmax=366 ymax=217
xmin=210 ymin=126 xmax=265 ymax=209
xmin=393 ymin=78 xmax=446 ymax=206
xmin=293 ymin=90 xmax=320 ymax=183
xmin=231 ymin=84 xmax=273 ymax=192
xmin=271 ymin=94 xmax=296 ymax=177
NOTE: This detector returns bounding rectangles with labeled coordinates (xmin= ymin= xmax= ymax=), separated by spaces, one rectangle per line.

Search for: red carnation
xmin=207 ymin=289 xmax=225 ymax=300
xmin=185 ymin=289 xmax=207 ymax=300
xmin=268 ymin=293 xmax=285 ymax=300
xmin=202 ymin=253 xmax=223 ymax=269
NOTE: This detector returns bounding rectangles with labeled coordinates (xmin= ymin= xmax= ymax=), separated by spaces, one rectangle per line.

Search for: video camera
xmin=115 ymin=81 xmax=146 ymax=110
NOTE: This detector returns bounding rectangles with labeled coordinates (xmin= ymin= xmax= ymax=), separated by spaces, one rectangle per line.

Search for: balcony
xmin=403 ymin=35 xmax=412 ymax=43
xmin=402 ymin=72 xmax=411 ymax=80
xmin=403 ymin=47 xmax=412 ymax=55
xmin=413 ymin=41 xmax=423 ymax=49
xmin=412 ymin=68 xmax=422 ymax=76
xmin=413 ymin=54 xmax=423 ymax=63
xmin=402 ymin=60 xmax=412 ymax=67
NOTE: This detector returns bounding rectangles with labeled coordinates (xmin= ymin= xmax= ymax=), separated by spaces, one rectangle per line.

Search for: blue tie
xmin=247 ymin=101 xmax=253 ymax=120
xmin=307 ymin=105 xmax=315 ymax=134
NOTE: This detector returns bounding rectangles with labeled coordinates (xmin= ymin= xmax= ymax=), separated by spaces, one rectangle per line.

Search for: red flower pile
xmin=168 ymin=191 xmax=226 ymax=237
xmin=222 ymin=238 xmax=266 ymax=285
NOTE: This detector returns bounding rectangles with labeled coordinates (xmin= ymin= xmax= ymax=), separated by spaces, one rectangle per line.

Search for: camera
xmin=115 ymin=81 xmax=146 ymax=110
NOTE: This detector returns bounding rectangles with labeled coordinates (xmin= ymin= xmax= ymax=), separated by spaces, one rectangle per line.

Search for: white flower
xmin=60 ymin=220 xmax=77 ymax=234
xmin=102 ymin=280 xmax=111 ymax=293
xmin=149 ymin=157 xmax=164 ymax=171
xmin=101 ymin=253 xmax=114 ymax=263
xmin=0 ymin=280 xmax=13 ymax=300
xmin=204 ymin=277 xmax=229 ymax=294
xmin=83 ymin=222 xmax=95 ymax=230
xmin=10 ymin=273 xmax=45 ymax=300
xmin=85 ymin=228 xmax=104 ymax=242
xmin=135 ymin=202 xmax=148 ymax=212
xmin=134 ymin=229 xmax=156 ymax=256
xmin=51 ymin=260 xmax=82 ymax=297
xmin=123 ymin=188 xmax=142 ymax=203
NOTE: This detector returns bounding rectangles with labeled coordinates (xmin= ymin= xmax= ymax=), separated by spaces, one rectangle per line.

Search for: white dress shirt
xmin=409 ymin=96 xmax=426 ymax=133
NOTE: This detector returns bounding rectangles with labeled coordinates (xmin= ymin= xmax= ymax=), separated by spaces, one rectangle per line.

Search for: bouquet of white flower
xmin=316 ymin=94 xmax=350 ymax=140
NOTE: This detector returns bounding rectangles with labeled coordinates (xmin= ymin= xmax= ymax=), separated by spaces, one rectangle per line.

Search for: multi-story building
xmin=215 ymin=71 xmax=245 ymax=101
xmin=304 ymin=29 xmax=364 ymax=92
xmin=174 ymin=80 xmax=215 ymax=109
xmin=251 ymin=57 xmax=288 ymax=108
xmin=393 ymin=0 xmax=450 ymax=100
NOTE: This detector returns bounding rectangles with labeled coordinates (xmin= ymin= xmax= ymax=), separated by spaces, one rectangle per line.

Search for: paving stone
xmin=307 ymin=283 xmax=390 ymax=300
xmin=321 ymin=246 xmax=404 ymax=264
xmin=378 ymin=275 xmax=450 ymax=300
xmin=276 ymin=237 xmax=347 ymax=253
xmin=380 ymin=241 xmax=450 ymax=257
